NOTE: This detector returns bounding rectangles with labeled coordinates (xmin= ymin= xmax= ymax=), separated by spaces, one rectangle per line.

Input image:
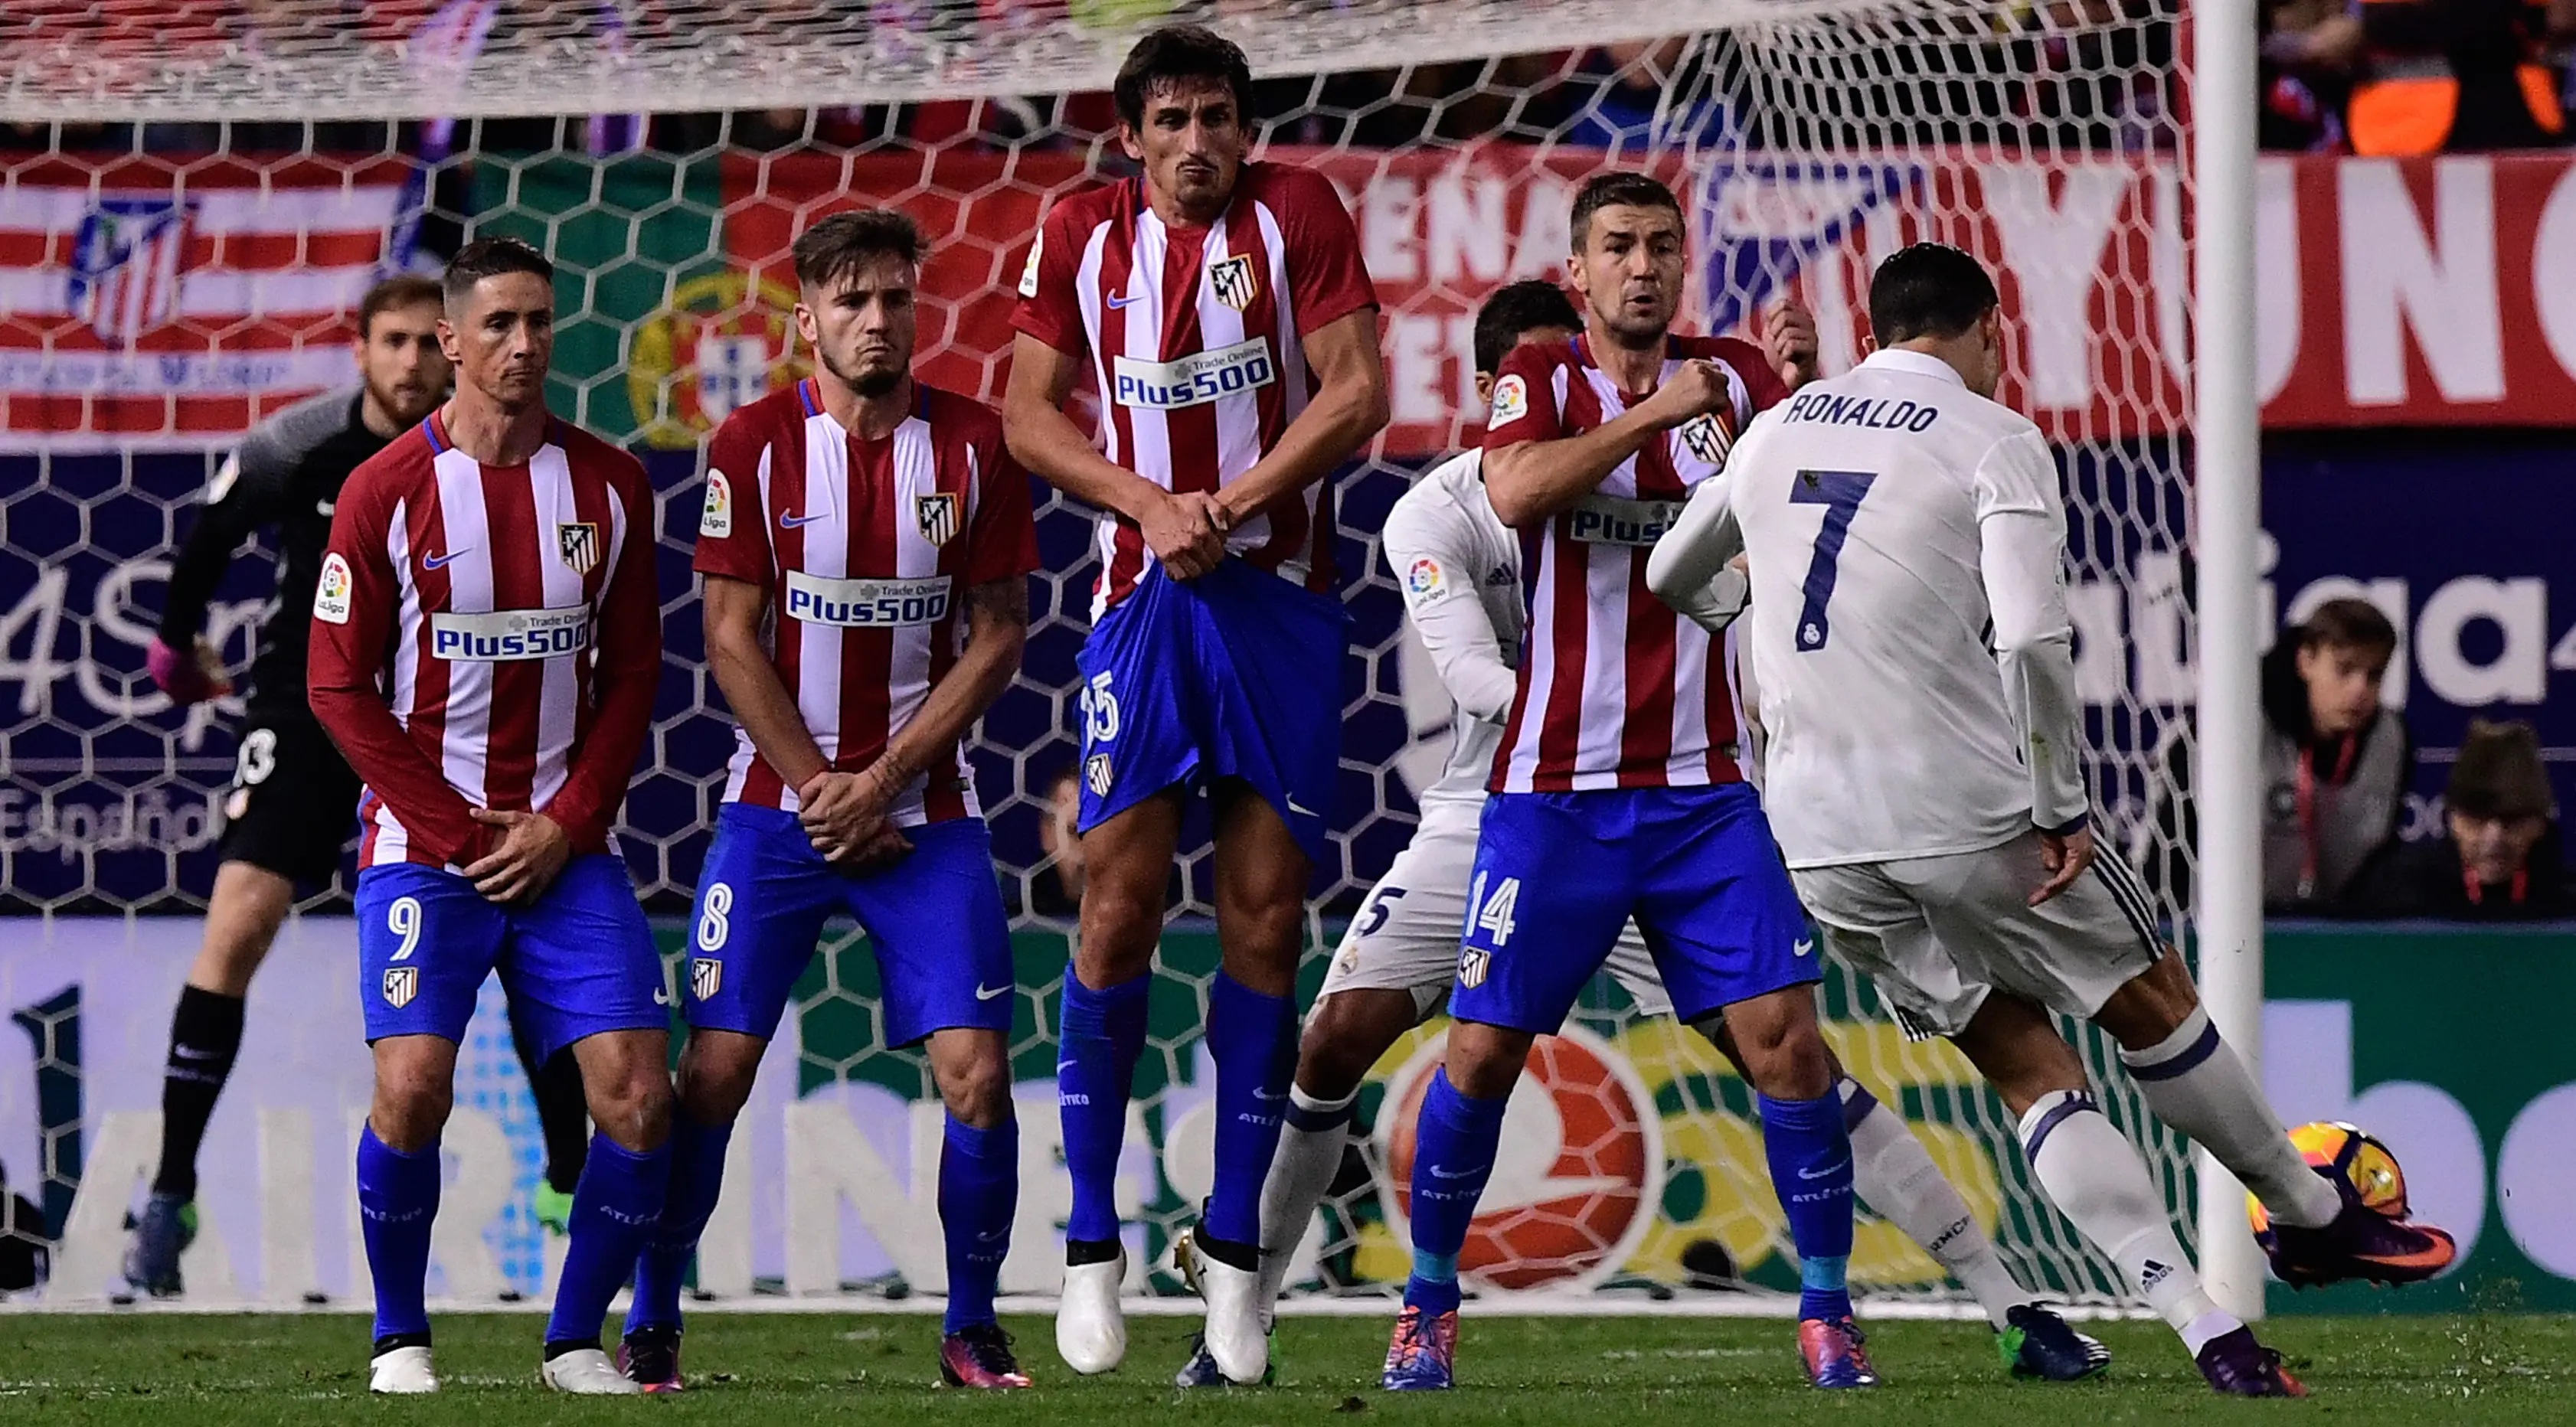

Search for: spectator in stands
xmin=1564 ymin=39 xmax=1739 ymax=152
xmin=2140 ymin=598 xmax=2411 ymax=913
xmin=2261 ymin=0 xmax=2364 ymax=149
xmin=2348 ymin=720 xmax=2573 ymax=919
xmin=2344 ymin=0 xmax=2568 ymax=153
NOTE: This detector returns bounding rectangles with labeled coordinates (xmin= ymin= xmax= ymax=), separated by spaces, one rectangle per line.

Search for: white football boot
xmin=1187 ymin=1231 xmax=1271 ymax=1386
xmin=541 ymin=1347 xmax=646 ymax=1395
xmin=1055 ymin=1249 xmax=1129 ymax=1374
xmin=368 ymin=1344 xmax=440 ymax=1394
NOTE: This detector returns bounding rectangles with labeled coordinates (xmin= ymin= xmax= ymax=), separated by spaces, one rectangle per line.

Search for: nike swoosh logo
xmin=315 ymin=499 xmax=335 ymax=517
xmin=1106 ymin=292 xmax=1141 ymax=309
xmin=1799 ymin=1157 xmax=1850 ymax=1181
xmin=652 ymin=986 xmax=672 ymax=1006
xmin=422 ymin=550 xmax=466 ymax=570
xmin=780 ymin=511 xmax=825 ymax=528
xmin=974 ymin=983 xmax=1009 ymax=1001
xmin=1427 ymin=1164 xmax=1487 ymax=1180
xmin=1285 ymin=795 xmax=1319 ymax=818
xmin=1251 ymin=1087 xmax=1289 ymax=1102
xmin=1793 ymin=939 xmax=1816 ymax=958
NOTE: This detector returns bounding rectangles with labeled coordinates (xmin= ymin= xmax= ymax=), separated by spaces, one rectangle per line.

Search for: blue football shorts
xmin=1447 ymin=783 xmax=1819 ymax=1035
xmin=1073 ymin=558 xmax=1348 ymax=868
xmin=681 ymin=803 xmax=1014 ymax=1048
xmin=355 ymin=853 xmax=668 ymax=1060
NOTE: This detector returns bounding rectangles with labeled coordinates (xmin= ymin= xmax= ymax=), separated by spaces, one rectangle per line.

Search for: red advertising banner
xmin=5 ymin=146 xmax=2570 ymax=452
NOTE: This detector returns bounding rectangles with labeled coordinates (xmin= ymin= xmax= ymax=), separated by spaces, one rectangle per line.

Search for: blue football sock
xmin=1201 ymin=971 xmax=1298 ymax=1248
xmin=940 ymin=1114 xmax=1019 ymax=1333
xmin=546 ymin=1133 xmax=672 ymax=1348
xmin=624 ymin=1110 xmax=732 ymax=1336
xmin=1401 ymin=1068 xmax=1506 ymax=1319
xmin=1057 ymin=968 xmax=1149 ymax=1246
xmin=355 ymin=1123 xmax=440 ymax=1343
xmin=1760 ymin=1090 xmax=1857 ymax=1322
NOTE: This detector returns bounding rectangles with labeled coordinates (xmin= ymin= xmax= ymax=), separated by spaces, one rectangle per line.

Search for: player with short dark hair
xmin=1649 ymin=242 xmax=2459 ymax=1398
xmin=309 ymin=235 xmax=675 ymax=1396
xmin=1245 ymin=279 xmax=2108 ymax=1389
xmin=615 ymin=207 xmax=1039 ymax=1393
xmin=125 ymin=273 xmax=592 ymax=1297
xmin=1382 ymin=172 xmax=1866 ymax=1394
xmin=1005 ymin=21 xmax=1389 ymax=1387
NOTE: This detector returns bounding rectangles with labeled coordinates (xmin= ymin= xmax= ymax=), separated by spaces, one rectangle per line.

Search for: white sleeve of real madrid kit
xmin=1642 ymin=436 xmax=1754 ymax=635
xmin=1384 ymin=459 xmax=1518 ymax=722
xmin=1976 ymin=428 xmax=2088 ymax=833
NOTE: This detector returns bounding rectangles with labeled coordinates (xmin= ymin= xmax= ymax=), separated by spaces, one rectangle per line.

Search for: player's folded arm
xmin=1645 ymin=460 xmax=1753 ymax=635
xmin=1478 ymin=347 xmax=1666 ymax=528
xmin=305 ymin=468 xmax=483 ymax=866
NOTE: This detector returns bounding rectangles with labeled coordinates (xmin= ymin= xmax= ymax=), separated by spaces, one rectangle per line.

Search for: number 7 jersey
xmin=1716 ymin=348 xmax=2084 ymax=867
xmin=691 ymin=378 xmax=1039 ymax=825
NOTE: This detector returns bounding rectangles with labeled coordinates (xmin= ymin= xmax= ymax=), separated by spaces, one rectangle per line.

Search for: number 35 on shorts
xmin=1078 ymin=671 xmax=1120 ymax=798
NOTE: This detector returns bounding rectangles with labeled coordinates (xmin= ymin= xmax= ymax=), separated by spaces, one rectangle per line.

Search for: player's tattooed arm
xmin=806 ymin=574 xmax=1029 ymax=868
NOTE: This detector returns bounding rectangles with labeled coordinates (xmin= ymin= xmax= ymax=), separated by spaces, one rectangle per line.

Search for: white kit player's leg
xmin=1837 ymin=1079 xmax=2035 ymax=1329
xmin=2016 ymin=1086 xmax=2240 ymax=1354
xmin=2110 ymin=1000 xmax=2339 ymax=1232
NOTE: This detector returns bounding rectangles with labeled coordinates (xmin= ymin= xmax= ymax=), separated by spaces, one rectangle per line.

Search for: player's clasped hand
xmin=2030 ymin=825 xmax=2097 ymax=906
xmin=798 ymin=766 xmax=914 ymax=871
xmin=1639 ymin=358 xmax=1737 ymax=429
xmin=1142 ymin=488 xmax=1229 ymax=579
xmin=1763 ymin=294 xmax=1822 ymax=391
xmin=463 ymin=808 xmax=572 ymax=907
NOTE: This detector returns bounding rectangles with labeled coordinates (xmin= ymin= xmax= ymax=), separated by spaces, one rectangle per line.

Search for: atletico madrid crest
xmin=557 ymin=521 xmax=601 ymax=576
xmin=1208 ymin=253 xmax=1260 ymax=312
xmin=691 ymin=956 xmax=723 ymax=1003
xmin=1679 ymin=412 xmax=1734 ymax=468
xmin=915 ymin=492 xmax=959 ymax=547
xmin=381 ymin=965 xmax=419 ymax=1009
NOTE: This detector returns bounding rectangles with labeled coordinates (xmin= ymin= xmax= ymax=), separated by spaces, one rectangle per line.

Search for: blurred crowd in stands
xmin=2263 ymin=0 xmax=2572 ymax=150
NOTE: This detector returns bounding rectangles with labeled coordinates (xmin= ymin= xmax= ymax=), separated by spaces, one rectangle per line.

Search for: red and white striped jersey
xmin=1012 ymin=162 xmax=1377 ymax=618
xmin=308 ymin=412 xmax=662 ymax=872
xmin=692 ymin=378 xmax=1039 ymax=826
xmin=1480 ymin=334 xmax=1789 ymax=793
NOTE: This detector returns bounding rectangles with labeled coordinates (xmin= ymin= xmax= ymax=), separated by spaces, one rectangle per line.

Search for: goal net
xmin=0 ymin=0 xmax=2195 ymax=1311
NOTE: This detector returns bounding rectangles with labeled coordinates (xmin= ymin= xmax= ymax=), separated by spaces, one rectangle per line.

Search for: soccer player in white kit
xmin=1226 ymin=280 xmax=2107 ymax=1387
xmin=1646 ymin=243 xmax=2460 ymax=1397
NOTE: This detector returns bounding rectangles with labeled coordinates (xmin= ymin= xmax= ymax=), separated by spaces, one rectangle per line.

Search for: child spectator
xmin=2348 ymin=719 xmax=2573 ymax=919
xmin=2140 ymin=598 xmax=2412 ymax=913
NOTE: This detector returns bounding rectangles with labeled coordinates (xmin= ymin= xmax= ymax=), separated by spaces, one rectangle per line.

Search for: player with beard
xmin=127 ymin=276 xmax=593 ymax=1295
xmin=616 ymin=209 xmax=1039 ymax=1392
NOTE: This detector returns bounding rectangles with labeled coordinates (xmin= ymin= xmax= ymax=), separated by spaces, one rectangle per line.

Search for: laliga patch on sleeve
xmin=314 ymin=552 xmax=354 ymax=625
xmin=1487 ymin=374 xmax=1528 ymax=429
xmin=1018 ymin=231 xmax=1044 ymax=299
xmin=700 ymin=470 xmax=733 ymax=538
xmin=1404 ymin=556 xmax=1447 ymax=604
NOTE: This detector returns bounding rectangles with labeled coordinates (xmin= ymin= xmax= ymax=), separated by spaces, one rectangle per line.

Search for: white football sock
xmin=1255 ymin=1083 xmax=1357 ymax=1327
xmin=2019 ymin=1089 xmax=2239 ymax=1354
xmin=1840 ymin=1078 xmax=2032 ymax=1329
xmin=2119 ymin=1006 xmax=2340 ymax=1230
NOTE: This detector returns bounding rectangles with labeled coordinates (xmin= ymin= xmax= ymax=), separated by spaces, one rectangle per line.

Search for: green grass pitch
xmin=3 ymin=1311 xmax=2570 ymax=1425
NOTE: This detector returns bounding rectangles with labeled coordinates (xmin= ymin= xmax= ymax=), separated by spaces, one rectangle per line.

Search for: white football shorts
xmin=1318 ymin=807 xmax=1672 ymax=1020
xmin=1788 ymin=829 xmax=2164 ymax=1041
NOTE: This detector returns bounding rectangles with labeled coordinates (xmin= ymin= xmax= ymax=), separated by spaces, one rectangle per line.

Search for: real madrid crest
xmin=915 ymin=492 xmax=959 ymax=547
xmin=1208 ymin=253 xmax=1259 ymax=312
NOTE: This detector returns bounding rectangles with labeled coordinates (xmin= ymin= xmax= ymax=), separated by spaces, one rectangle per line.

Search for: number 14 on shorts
xmin=1466 ymin=872 xmax=1521 ymax=945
